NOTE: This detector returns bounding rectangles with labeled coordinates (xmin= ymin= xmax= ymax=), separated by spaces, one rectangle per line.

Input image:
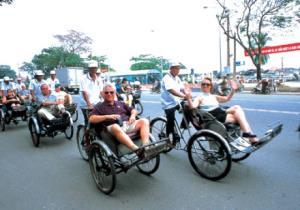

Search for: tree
xmin=54 ymin=30 xmax=93 ymax=55
xmin=130 ymin=54 xmax=186 ymax=71
xmin=31 ymin=47 xmax=84 ymax=76
xmin=216 ymin=0 xmax=300 ymax=80
xmin=19 ymin=62 xmax=36 ymax=77
xmin=0 ymin=65 xmax=16 ymax=79
xmin=0 ymin=0 xmax=13 ymax=6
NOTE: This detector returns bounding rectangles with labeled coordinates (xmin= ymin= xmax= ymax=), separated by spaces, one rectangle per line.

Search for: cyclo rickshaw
xmin=76 ymin=115 xmax=168 ymax=194
xmin=150 ymin=101 xmax=283 ymax=180
xmin=0 ymin=99 xmax=28 ymax=131
xmin=27 ymin=102 xmax=74 ymax=147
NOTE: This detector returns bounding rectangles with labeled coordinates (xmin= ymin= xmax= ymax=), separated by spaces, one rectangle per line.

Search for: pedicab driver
xmin=89 ymin=83 xmax=150 ymax=156
xmin=29 ymin=70 xmax=48 ymax=102
xmin=161 ymin=62 xmax=188 ymax=142
xmin=80 ymin=60 xmax=104 ymax=125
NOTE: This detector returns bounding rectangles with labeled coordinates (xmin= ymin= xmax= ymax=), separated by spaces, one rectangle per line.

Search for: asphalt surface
xmin=0 ymin=92 xmax=299 ymax=210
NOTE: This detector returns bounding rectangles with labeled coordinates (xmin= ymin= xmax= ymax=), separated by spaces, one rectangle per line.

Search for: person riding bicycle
xmin=29 ymin=70 xmax=48 ymax=102
xmin=80 ymin=60 xmax=104 ymax=125
xmin=47 ymin=70 xmax=60 ymax=92
xmin=0 ymin=76 xmax=16 ymax=97
xmin=89 ymin=83 xmax=150 ymax=157
xmin=36 ymin=84 xmax=69 ymax=124
xmin=161 ymin=62 xmax=188 ymax=143
xmin=186 ymin=77 xmax=260 ymax=145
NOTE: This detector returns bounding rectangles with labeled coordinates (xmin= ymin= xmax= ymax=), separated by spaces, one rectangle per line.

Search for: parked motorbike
xmin=251 ymin=86 xmax=272 ymax=94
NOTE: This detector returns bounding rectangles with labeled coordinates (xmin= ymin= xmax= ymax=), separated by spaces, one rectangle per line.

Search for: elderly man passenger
xmin=89 ymin=83 xmax=150 ymax=154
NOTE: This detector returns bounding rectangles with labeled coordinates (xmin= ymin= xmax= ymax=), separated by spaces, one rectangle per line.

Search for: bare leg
xmin=109 ymin=124 xmax=139 ymax=151
xmin=225 ymin=105 xmax=257 ymax=142
xmin=133 ymin=118 xmax=150 ymax=146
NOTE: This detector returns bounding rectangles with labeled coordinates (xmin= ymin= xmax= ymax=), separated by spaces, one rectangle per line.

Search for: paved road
xmin=0 ymin=92 xmax=299 ymax=210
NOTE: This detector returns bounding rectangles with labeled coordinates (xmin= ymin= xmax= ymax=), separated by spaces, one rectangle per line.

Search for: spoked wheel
xmin=231 ymin=150 xmax=251 ymax=162
xmin=150 ymin=117 xmax=173 ymax=153
xmin=72 ymin=109 xmax=78 ymax=122
xmin=187 ymin=132 xmax=232 ymax=181
xmin=29 ymin=120 xmax=40 ymax=147
xmin=64 ymin=122 xmax=74 ymax=140
xmin=89 ymin=142 xmax=116 ymax=194
xmin=137 ymin=155 xmax=160 ymax=175
xmin=76 ymin=125 xmax=89 ymax=161
xmin=134 ymin=101 xmax=143 ymax=115
xmin=0 ymin=111 xmax=5 ymax=131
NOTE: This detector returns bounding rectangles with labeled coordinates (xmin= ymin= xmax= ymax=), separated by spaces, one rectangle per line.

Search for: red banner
xmin=244 ymin=42 xmax=300 ymax=56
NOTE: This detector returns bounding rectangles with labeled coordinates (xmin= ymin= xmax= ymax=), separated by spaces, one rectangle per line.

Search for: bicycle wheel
xmin=89 ymin=142 xmax=116 ymax=194
xmin=187 ymin=132 xmax=231 ymax=181
xmin=134 ymin=101 xmax=143 ymax=115
xmin=0 ymin=111 xmax=5 ymax=131
xmin=150 ymin=117 xmax=173 ymax=153
xmin=72 ymin=109 xmax=78 ymax=122
xmin=231 ymin=150 xmax=251 ymax=162
xmin=64 ymin=123 xmax=74 ymax=140
xmin=29 ymin=119 xmax=40 ymax=147
xmin=137 ymin=155 xmax=160 ymax=175
xmin=76 ymin=125 xmax=88 ymax=161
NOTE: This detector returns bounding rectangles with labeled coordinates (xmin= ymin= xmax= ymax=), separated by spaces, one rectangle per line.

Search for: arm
xmin=187 ymin=94 xmax=201 ymax=109
xmin=168 ymin=89 xmax=186 ymax=99
xmin=216 ymin=80 xmax=237 ymax=103
xmin=128 ymin=108 xmax=138 ymax=124
xmin=89 ymin=114 xmax=120 ymax=124
xmin=82 ymin=91 xmax=92 ymax=108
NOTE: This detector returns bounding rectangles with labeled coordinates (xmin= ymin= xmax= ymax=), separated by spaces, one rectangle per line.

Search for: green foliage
xmin=31 ymin=47 xmax=84 ymax=76
xmin=130 ymin=54 xmax=180 ymax=71
xmin=0 ymin=65 xmax=16 ymax=79
xmin=19 ymin=62 xmax=36 ymax=77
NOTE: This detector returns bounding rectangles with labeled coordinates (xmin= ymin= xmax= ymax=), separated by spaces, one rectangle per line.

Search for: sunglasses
xmin=201 ymin=83 xmax=211 ymax=87
xmin=104 ymin=91 xmax=115 ymax=95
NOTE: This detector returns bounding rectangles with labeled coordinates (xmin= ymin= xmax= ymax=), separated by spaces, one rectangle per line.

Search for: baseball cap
xmin=55 ymin=83 xmax=61 ymax=88
xmin=88 ymin=60 xmax=98 ymax=68
xmin=169 ymin=62 xmax=181 ymax=69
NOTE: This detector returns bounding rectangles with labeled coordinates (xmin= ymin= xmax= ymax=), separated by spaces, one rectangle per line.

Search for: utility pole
xmin=233 ymin=33 xmax=237 ymax=80
xmin=226 ymin=15 xmax=230 ymax=74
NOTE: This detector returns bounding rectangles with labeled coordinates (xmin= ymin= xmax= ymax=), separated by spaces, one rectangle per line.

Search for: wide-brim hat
xmin=35 ymin=70 xmax=45 ymax=76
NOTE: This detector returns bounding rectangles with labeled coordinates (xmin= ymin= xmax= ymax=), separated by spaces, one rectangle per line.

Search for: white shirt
xmin=53 ymin=90 xmax=67 ymax=101
xmin=80 ymin=73 xmax=103 ymax=106
xmin=29 ymin=79 xmax=48 ymax=98
xmin=161 ymin=73 xmax=184 ymax=110
xmin=198 ymin=92 xmax=219 ymax=111
xmin=47 ymin=78 xmax=60 ymax=91
xmin=0 ymin=82 xmax=15 ymax=96
xmin=15 ymin=82 xmax=25 ymax=94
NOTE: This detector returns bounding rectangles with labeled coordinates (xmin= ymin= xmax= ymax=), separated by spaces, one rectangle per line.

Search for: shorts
xmin=208 ymin=107 xmax=227 ymax=123
xmin=107 ymin=121 xmax=136 ymax=133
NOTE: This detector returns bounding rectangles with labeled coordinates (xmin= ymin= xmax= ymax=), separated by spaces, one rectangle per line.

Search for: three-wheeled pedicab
xmin=76 ymin=120 xmax=168 ymax=194
xmin=150 ymin=101 xmax=283 ymax=180
xmin=0 ymin=103 xmax=28 ymax=131
xmin=27 ymin=103 xmax=74 ymax=147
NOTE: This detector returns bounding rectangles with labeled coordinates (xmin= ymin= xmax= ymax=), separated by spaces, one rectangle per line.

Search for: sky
xmin=0 ymin=0 xmax=299 ymax=74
